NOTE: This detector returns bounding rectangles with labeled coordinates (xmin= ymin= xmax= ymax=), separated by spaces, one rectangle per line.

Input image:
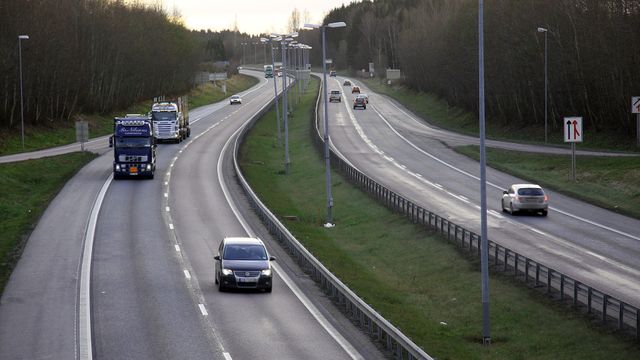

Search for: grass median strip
xmin=240 ymin=77 xmax=640 ymax=359
xmin=0 ymin=152 xmax=97 ymax=293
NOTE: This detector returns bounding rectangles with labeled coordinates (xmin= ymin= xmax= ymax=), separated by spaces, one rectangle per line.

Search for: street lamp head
xmin=18 ymin=35 xmax=29 ymax=40
xmin=304 ymin=23 xmax=320 ymax=29
xmin=537 ymin=27 xmax=548 ymax=33
xmin=328 ymin=22 xmax=347 ymax=28
xmin=260 ymin=38 xmax=268 ymax=43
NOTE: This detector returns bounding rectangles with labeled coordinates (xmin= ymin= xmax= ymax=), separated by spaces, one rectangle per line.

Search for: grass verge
xmin=455 ymin=145 xmax=640 ymax=219
xmin=0 ymin=152 xmax=98 ymax=293
xmin=240 ymin=77 xmax=640 ymax=359
xmin=360 ymin=78 xmax=639 ymax=152
xmin=0 ymin=74 xmax=258 ymax=156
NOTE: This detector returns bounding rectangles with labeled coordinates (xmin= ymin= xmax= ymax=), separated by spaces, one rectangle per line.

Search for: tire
xmin=501 ymin=201 xmax=507 ymax=212
xmin=265 ymin=286 xmax=272 ymax=293
xmin=215 ymin=273 xmax=219 ymax=285
xmin=510 ymin=203 xmax=516 ymax=215
xmin=541 ymin=210 xmax=548 ymax=217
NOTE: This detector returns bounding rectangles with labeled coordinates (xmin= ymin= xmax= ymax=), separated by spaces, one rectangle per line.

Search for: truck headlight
xmin=146 ymin=164 xmax=152 ymax=170
xmin=115 ymin=164 xmax=121 ymax=170
xmin=222 ymin=269 xmax=233 ymax=276
xmin=261 ymin=269 xmax=271 ymax=276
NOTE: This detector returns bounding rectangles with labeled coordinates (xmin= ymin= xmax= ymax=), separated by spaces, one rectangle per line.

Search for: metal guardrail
xmin=312 ymin=77 xmax=640 ymax=342
xmin=232 ymin=77 xmax=434 ymax=359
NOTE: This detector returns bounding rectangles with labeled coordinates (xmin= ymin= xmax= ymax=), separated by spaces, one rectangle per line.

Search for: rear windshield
xmin=223 ymin=244 xmax=267 ymax=260
xmin=518 ymin=188 xmax=544 ymax=196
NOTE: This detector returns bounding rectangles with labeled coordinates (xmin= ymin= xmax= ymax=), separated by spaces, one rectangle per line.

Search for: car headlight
xmin=115 ymin=164 xmax=120 ymax=170
xmin=261 ymin=269 xmax=271 ymax=276
xmin=222 ymin=269 xmax=233 ymax=276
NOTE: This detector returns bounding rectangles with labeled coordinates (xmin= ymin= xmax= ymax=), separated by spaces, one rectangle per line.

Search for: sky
xmin=151 ymin=0 xmax=356 ymax=34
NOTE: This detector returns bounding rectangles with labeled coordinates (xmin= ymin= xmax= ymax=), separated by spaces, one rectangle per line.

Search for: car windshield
xmin=116 ymin=137 xmax=151 ymax=148
xmin=518 ymin=188 xmax=544 ymax=196
xmin=223 ymin=244 xmax=267 ymax=260
xmin=331 ymin=91 xmax=340 ymax=94
xmin=151 ymin=112 xmax=176 ymax=121
xmin=231 ymin=95 xmax=239 ymax=99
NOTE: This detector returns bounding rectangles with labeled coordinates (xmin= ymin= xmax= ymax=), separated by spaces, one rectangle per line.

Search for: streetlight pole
xmin=478 ymin=0 xmax=491 ymax=346
xmin=538 ymin=27 xmax=549 ymax=143
xmin=305 ymin=21 xmax=346 ymax=227
xmin=262 ymin=36 xmax=282 ymax=144
xmin=18 ymin=35 xmax=29 ymax=150
xmin=281 ymin=38 xmax=291 ymax=173
xmin=253 ymin=42 xmax=258 ymax=65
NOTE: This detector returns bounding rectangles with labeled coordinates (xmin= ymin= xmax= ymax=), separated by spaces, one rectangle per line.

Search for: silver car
xmin=501 ymin=184 xmax=548 ymax=216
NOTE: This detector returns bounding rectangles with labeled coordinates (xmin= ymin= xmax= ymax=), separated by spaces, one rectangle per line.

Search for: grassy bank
xmin=360 ymin=78 xmax=639 ymax=152
xmin=0 ymin=152 xmax=97 ymax=292
xmin=0 ymin=74 xmax=258 ymax=156
xmin=456 ymin=145 xmax=640 ymax=219
xmin=240 ymin=77 xmax=640 ymax=359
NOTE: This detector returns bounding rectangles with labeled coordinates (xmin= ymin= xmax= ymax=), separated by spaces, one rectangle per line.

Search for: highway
xmin=322 ymin=75 xmax=640 ymax=308
xmin=0 ymin=71 xmax=384 ymax=360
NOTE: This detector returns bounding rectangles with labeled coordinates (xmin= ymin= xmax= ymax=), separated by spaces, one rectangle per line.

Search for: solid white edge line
xmin=184 ymin=270 xmax=191 ymax=279
xmin=169 ymin=223 xmax=174 ymax=230
xmin=223 ymin=352 xmax=233 ymax=360
xmin=79 ymin=174 xmax=113 ymax=360
xmin=175 ymin=245 xmax=181 ymax=252
xmin=216 ymin=106 xmax=365 ymax=360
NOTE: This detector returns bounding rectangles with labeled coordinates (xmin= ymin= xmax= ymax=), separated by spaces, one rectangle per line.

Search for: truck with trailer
xmin=109 ymin=115 xmax=157 ymax=179
xmin=150 ymin=97 xmax=190 ymax=143
xmin=264 ymin=64 xmax=274 ymax=78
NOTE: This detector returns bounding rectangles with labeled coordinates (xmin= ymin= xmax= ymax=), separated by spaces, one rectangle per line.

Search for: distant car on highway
xmin=501 ymin=184 xmax=548 ymax=216
xmin=329 ymin=70 xmax=337 ymax=77
xmin=214 ymin=237 xmax=275 ymax=292
xmin=229 ymin=95 xmax=242 ymax=105
xmin=329 ymin=90 xmax=342 ymax=102
xmin=351 ymin=86 xmax=361 ymax=94
xmin=356 ymin=94 xmax=369 ymax=104
xmin=343 ymin=80 xmax=351 ymax=86
xmin=353 ymin=96 xmax=366 ymax=110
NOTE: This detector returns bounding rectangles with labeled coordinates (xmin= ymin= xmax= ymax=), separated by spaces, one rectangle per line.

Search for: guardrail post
xmin=504 ymin=249 xmax=509 ymax=271
xmin=603 ymin=295 xmax=608 ymax=323
xmin=573 ymin=281 xmax=579 ymax=307
xmin=636 ymin=308 xmax=639 ymax=340
xmin=560 ymin=274 xmax=565 ymax=301
xmin=547 ymin=269 xmax=552 ymax=294
xmin=495 ymin=245 xmax=499 ymax=267
xmin=524 ymin=259 xmax=530 ymax=283
xmin=619 ymin=303 xmax=624 ymax=330
xmin=535 ymin=263 xmax=540 ymax=287
xmin=514 ymin=253 xmax=519 ymax=276
xmin=587 ymin=287 xmax=593 ymax=314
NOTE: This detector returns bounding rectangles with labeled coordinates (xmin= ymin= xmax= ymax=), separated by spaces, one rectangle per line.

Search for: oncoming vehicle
xmin=329 ymin=70 xmax=337 ymax=77
xmin=351 ymin=86 xmax=361 ymax=94
xmin=230 ymin=95 xmax=242 ymax=105
xmin=501 ymin=184 xmax=549 ymax=216
xmin=343 ymin=80 xmax=351 ymax=86
xmin=353 ymin=96 xmax=366 ymax=110
xmin=329 ymin=90 xmax=342 ymax=102
xmin=214 ymin=237 xmax=275 ymax=292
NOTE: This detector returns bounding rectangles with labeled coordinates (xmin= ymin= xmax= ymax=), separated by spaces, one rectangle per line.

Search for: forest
xmin=0 ymin=0 xmax=202 ymax=129
xmin=313 ymin=0 xmax=640 ymax=139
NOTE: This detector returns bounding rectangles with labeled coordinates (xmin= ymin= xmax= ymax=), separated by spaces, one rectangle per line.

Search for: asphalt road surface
xmin=0 ymin=71 xmax=385 ymax=360
xmin=322 ymin=75 xmax=640 ymax=308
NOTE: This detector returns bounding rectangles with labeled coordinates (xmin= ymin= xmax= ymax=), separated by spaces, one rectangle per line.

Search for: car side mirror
xmin=269 ymin=256 xmax=276 ymax=261
xmin=109 ymin=135 xmax=113 ymax=148
xmin=214 ymin=255 xmax=221 ymax=261
xmin=503 ymin=190 xmax=508 ymax=195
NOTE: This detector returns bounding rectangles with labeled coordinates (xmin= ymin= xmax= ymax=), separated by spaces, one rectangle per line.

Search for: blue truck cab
xmin=110 ymin=115 xmax=157 ymax=179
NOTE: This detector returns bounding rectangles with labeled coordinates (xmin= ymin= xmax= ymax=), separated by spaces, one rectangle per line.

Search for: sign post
xmin=563 ymin=116 xmax=582 ymax=181
xmin=75 ymin=120 xmax=89 ymax=152
xmin=632 ymin=97 xmax=640 ymax=147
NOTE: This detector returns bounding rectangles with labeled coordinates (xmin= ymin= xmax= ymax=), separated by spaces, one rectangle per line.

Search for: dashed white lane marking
xmin=174 ymin=245 xmax=180 ymax=252
xmin=164 ymin=193 xmax=168 ymax=198
xmin=223 ymin=353 xmax=233 ymax=360
xmin=183 ymin=270 xmax=191 ymax=279
xmin=169 ymin=224 xmax=174 ymax=230
xmin=198 ymin=304 xmax=208 ymax=316
xmin=165 ymin=206 xmax=170 ymax=212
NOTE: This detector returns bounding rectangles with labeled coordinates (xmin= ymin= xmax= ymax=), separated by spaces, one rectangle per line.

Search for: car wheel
xmin=265 ymin=286 xmax=272 ymax=293
xmin=215 ymin=272 xmax=219 ymax=284
xmin=509 ymin=203 xmax=516 ymax=215
xmin=501 ymin=201 xmax=507 ymax=212
xmin=541 ymin=210 xmax=548 ymax=217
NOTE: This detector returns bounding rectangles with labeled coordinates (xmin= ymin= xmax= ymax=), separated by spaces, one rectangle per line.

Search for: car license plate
xmin=130 ymin=166 xmax=138 ymax=173
xmin=238 ymin=277 xmax=252 ymax=282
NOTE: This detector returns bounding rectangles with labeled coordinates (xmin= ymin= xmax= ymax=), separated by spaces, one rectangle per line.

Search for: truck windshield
xmin=152 ymin=112 xmax=176 ymax=121
xmin=116 ymin=137 xmax=151 ymax=148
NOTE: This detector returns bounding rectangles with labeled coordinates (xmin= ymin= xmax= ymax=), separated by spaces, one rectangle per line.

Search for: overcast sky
xmin=152 ymin=0 xmax=356 ymax=34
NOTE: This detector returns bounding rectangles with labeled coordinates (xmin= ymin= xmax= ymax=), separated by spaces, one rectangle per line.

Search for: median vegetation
xmin=239 ymin=77 xmax=640 ymax=359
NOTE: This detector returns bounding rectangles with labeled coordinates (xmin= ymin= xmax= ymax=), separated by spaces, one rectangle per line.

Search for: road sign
xmin=209 ymin=73 xmax=227 ymax=81
xmin=75 ymin=120 xmax=89 ymax=151
xmin=632 ymin=97 xmax=640 ymax=114
xmin=563 ymin=117 xmax=582 ymax=143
